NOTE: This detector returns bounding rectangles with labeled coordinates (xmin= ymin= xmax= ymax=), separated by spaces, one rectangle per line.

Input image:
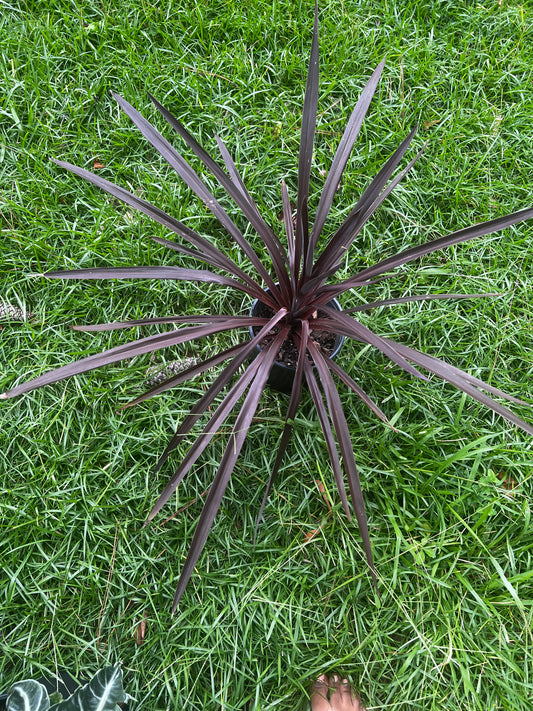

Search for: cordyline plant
xmin=3 ymin=5 xmax=533 ymax=612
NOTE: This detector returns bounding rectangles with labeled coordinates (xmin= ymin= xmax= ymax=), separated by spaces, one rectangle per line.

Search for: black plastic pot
xmin=248 ymin=295 xmax=344 ymax=393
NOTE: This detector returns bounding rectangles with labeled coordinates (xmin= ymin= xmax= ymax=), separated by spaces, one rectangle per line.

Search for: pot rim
xmin=248 ymin=294 xmax=345 ymax=373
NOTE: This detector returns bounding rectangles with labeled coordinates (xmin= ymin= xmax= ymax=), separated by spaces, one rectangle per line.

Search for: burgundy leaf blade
xmin=1 ymin=318 xmax=271 ymax=399
xmin=317 ymin=307 xmax=429 ymax=382
xmin=380 ymin=336 xmax=533 ymax=434
xmin=71 ymin=315 xmax=269 ymax=333
xmin=326 ymin=357 xmax=393 ymax=427
xmin=311 ymin=126 xmax=419 ymax=280
xmin=111 ymin=92 xmax=280 ymax=298
xmin=295 ymin=0 xmax=319 ymax=278
xmin=147 ymin=347 xmax=271 ymax=525
xmin=51 ymin=159 xmax=262 ymax=291
xmin=350 ymin=206 xmax=533 ymax=284
xmin=304 ymin=359 xmax=351 ymax=520
xmin=253 ymin=320 xmax=311 ymax=544
xmin=171 ymin=329 xmax=288 ymax=611
xmin=344 ymin=292 xmax=500 ymax=313
xmin=148 ymin=93 xmax=291 ymax=291
xmin=307 ymin=57 xmax=386 ymax=264
xmin=148 ymin=309 xmax=288 ymax=478
xmin=306 ymin=340 xmax=377 ymax=590
xmin=47 ymin=266 xmax=264 ymax=300
xmin=120 ymin=343 xmax=244 ymax=409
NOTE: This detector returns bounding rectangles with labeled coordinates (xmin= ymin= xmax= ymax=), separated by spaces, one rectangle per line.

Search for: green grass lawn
xmin=1 ymin=1 xmax=533 ymax=709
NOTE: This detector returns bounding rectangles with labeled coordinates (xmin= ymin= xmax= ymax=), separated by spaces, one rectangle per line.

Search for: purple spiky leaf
xmin=170 ymin=327 xmax=288 ymax=611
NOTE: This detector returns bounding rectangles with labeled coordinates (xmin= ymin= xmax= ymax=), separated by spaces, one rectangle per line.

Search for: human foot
xmin=310 ymin=675 xmax=365 ymax=710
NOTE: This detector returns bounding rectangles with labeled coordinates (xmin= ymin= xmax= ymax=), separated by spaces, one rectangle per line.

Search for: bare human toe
xmin=310 ymin=675 xmax=365 ymax=711
xmin=310 ymin=675 xmax=332 ymax=711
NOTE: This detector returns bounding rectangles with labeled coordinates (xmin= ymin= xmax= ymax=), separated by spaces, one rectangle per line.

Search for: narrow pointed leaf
xmin=214 ymin=133 xmax=291 ymax=292
xmin=345 ymin=292 xmax=500 ymax=312
xmin=326 ymin=357 xmax=393 ymax=426
xmin=307 ymin=57 xmax=386 ymax=264
xmin=147 ymin=347 xmax=271 ymax=523
xmin=111 ymin=92 xmax=280 ymax=298
xmin=316 ymin=306 xmax=429 ymax=381
xmin=148 ymin=92 xmax=291 ymax=290
xmin=304 ymin=359 xmax=351 ymax=520
xmin=120 ymin=343 xmax=244 ymax=409
xmin=324 ymin=141 xmax=425 ymax=281
xmin=281 ymin=179 xmax=297 ymax=289
xmin=295 ymin=0 xmax=319 ymax=278
xmin=253 ymin=320 xmax=310 ymax=544
xmin=171 ymin=328 xmax=288 ymax=611
xmin=306 ymin=339 xmax=377 ymax=589
xmin=380 ymin=336 xmax=533 ymax=435
xmin=51 ymin=159 xmax=263 ymax=292
xmin=1 ymin=318 xmax=271 ymax=399
xmin=148 ymin=309 xmax=288 ymax=480
xmin=47 ymin=266 xmax=265 ymax=300
xmin=311 ymin=126 xmax=418 ymax=279
xmin=350 ymin=206 xmax=533 ymax=284
xmin=71 ymin=314 xmax=270 ymax=333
